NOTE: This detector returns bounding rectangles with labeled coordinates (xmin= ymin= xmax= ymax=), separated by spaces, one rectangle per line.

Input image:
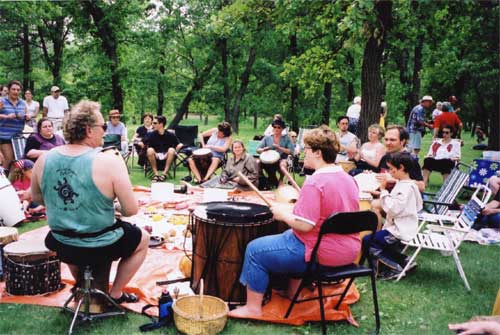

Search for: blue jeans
xmin=240 ymin=229 xmax=307 ymax=294
xmin=474 ymin=213 xmax=500 ymax=230
xmin=363 ymin=230 xmax=407 ymax=271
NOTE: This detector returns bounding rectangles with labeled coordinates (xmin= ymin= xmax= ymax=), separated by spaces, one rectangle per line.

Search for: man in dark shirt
xmin=143 ymin=115 xmax=182 ymax=181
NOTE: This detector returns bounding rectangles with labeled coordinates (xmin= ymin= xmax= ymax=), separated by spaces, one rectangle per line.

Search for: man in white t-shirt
xmin=42 ymin=86 xmax=69 ymax=131
xmin=335 ymin=115 xmax=359 ymax=162
xmin=346 ymin=96 xmax=361 ymax=134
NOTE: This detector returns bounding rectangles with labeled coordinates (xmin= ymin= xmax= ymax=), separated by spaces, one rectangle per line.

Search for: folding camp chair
xmin=247 ymin=140 xmax=260 ymax=158
xmin=171 ymin=125 xmax=198 ymax=178
xmin=421 ymin=162 xmax=471 ymax=216
xmin=285 ymin=211 xmax=380 ymax=335
xmin=397 ymin=185 xmax=491 ymax=290
xmin=11 ymin=135 xmax=27 ymax=161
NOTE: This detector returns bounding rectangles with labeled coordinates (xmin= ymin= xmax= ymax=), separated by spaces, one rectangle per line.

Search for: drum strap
xmin=51 ymin=220 xmax=123 ymax=238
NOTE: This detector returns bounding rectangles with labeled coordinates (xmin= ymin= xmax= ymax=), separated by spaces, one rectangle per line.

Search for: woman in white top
xmin=422 ymin=125 xmax=461 ymax=186
xmin=350 ymin=124 xmax=386 ymax=176
xmin=24 ymin=90 xmax=40 ymax=129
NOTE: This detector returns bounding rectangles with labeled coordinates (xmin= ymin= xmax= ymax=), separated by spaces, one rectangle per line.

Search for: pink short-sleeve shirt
xmin=293 ymin=165 xmax=360 ymax=266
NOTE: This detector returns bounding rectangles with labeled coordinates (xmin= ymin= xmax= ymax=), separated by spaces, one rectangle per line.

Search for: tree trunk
xmin=253 ymin=109 xmax=257 ymax=129
xmin=289 ymin=33 xmax=299 ymax=131
xmin=80 ymin=1 xmax=124 ymax=112
xmin=37 ymin=15 xmax=67 ymax=85
xmin=359 ymin=0 xmax=392 ymax=142
xmin=168 ymin=56 xmax=218 ymax=128
xmin=22 ymin=24 xmax=31 ymax=92
xmin=407 ymin=34 xmax=424 ymax=122
xmin=322 ymin=82 xmax=332 ymax=126
xmin=230 ymin=46 xmax=257 ymax=134
xmin=345 ymin=53 xmax=355 ymax=104
xmin=219 ymin=38 xmax=231 ymax=123
xmin=157 ymin=65 xmax=165 ymax=115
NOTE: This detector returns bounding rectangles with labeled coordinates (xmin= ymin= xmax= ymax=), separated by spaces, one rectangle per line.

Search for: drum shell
xmin=3 ymin=241 xmax=62 ymax=295
xmin=190 ymin=203 xmax=281 ymax=303
xmin=193 ymin=149 xmax=213 ymax=178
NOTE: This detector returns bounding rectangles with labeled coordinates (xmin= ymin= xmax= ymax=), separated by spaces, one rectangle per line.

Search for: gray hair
xmin=63 ymin=100 xmax=101 ymax=144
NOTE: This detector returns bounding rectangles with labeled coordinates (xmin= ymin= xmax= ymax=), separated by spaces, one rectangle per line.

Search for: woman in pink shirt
xmin=229 ymin=126 xmax=360 ymax=318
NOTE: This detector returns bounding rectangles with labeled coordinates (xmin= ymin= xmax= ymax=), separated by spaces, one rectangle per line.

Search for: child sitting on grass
xmin=9 ymin=159 xmax=45 ymax=220
xmin=363 ymin=152 xmax=423 ymax=280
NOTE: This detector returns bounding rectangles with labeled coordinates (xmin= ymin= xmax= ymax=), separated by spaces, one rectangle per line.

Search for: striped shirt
xmin=0 ymin=97 xmax=26 ymax=140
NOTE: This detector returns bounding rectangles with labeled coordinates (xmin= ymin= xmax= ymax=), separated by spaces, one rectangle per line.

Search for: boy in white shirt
xmin=363 ymin=152 xmax=423 ymax=280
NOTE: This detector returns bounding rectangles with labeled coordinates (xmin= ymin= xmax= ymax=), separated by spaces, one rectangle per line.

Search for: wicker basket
xmin=172 ymin=295 xmax=228 ymax=335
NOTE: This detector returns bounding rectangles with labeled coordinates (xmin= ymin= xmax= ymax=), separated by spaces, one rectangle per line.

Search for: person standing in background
xmin=42 ymin=86 xmax=69 ymax=131
xmin=346 ymin=96 xmax=361 ymax=135
xmin=24 ymin=90 xmax=40 ymax=129
xmin=406 ymin=95 xmax=433 ymax=156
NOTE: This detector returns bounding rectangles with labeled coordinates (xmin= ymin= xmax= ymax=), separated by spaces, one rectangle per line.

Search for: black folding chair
xmin=103 ymin=134 xmax=131 ymax=173
xmin=171 ymin=125 xmax=198 ymax=178
xmin=284 ymin=211 xmax=380 ymax=335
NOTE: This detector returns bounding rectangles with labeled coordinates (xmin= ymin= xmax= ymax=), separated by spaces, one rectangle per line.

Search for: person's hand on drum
xmin=270 ymin=203 xmax=294 ymax=223
xmin=375 ymin=173 xmax=389 ymax=190
xmin=220 ymin=175 xmax=228 ymax=184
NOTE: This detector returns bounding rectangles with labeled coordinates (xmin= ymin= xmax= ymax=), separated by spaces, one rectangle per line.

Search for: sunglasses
xmin=110 ymin=116 xmax=120 ymax=119
xmin=94 ymin=124 xmax=107 ymax=131
xmin=442 ymin=131 xmax=451 ymax=134
xmin=152 ymin=121 xmax=159 ymax=124
xmin=273 ymin=126 xmax=283 ymax=129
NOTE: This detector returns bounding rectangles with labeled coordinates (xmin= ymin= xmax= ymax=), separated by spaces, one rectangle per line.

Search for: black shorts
xmin=0 ymin=139 xmax=11 ymax=144
xmin=422 ymin=157 xmax=455 ymax=175
xmin=45 ymin=221 xmax=142 ymax=266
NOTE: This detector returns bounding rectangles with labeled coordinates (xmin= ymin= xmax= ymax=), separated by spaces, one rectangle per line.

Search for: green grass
xmin=1 ymin=116 xmax=498 ymax=334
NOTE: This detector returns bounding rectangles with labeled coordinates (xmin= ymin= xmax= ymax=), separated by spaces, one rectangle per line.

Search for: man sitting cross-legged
xmin=141 ymin=115 xmax=183 ymax=182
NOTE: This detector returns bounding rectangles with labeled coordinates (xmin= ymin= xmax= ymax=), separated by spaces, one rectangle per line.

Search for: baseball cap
xmin=51 ymin=86 xmax=61 ymax=92
xmin=13 ymin=159 xmax=34 ymax=171
xmin=109 ymin=109 xmax=121 ymax=117
xmin=421 ymin=95 xmax=433 ymax=102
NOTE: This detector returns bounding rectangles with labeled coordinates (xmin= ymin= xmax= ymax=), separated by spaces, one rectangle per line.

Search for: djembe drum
xmin=190 ymin=202 xmax=278 ymax=304
xmin=4 ymin=239 xmax=62 ymax=295
xmin=192 ymin=148 xmax=213 ymax=179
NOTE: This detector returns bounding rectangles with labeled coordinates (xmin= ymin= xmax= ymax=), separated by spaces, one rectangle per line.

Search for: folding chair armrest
xmin=426 ymin=224 xmax=468 ymax=234
xmin=422 ymin=192 xmax=437 ymax=197
xmin=419 ymin=213 xmax=459 ymax=223
xmin=423 ymin=199 xmax=454 ymax=207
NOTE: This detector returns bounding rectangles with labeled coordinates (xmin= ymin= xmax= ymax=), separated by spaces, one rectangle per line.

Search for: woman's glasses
xmin=94 ymin=124 xmax=107 ymax=131
xmin=442 ymin=130 xmax=451 ymax=134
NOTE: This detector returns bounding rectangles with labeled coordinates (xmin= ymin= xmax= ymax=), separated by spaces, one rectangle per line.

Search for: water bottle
xmin=158 ymin=289 xmax=173 ymax=323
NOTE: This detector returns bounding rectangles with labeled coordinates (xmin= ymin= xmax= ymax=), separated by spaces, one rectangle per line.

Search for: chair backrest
xmin=11 ymin=135 xmax=27 ymax=160
xmin=456 ymin=184 xmax=491 ymax=230
xmin=433 ymin=162 xmax=471 ymax=215
xmin=103 ymin=134 xmax=121 ymax=148
xmin=309 ymin=211 xmax=378 ymax=264
xmin=172 ymin=125 xmax=198 ymax=147
xmin=247 ymin=140 xmax=261 ymax=157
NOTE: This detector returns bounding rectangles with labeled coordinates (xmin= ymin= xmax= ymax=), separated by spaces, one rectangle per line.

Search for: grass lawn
xmin=1 ymin=115 xmax=498 ymax=335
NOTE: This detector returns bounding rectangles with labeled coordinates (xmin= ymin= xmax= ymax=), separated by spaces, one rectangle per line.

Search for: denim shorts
xmin=408 ymin=132 xmax=422 ymax=150
xmin=240 ymin=229 xmax=307 ymax=294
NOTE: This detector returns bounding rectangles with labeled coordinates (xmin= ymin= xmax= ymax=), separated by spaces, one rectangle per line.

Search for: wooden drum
xmin=193 ymin=148 xmax=213 ymax=178
xmin=190 ymin=201 xmax=278 ymax=304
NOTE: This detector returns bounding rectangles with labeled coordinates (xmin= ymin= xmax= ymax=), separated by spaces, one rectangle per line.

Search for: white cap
xmin=421 ymin=95 xmax=433 ymax=102
xmin=50 ymin=86 xmax=60 ymax=92
xmin=353 ymin=96 xmax=361 ymax=104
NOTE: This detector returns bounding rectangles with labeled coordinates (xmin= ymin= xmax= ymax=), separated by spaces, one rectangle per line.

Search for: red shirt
xmin=434 ymin=112 xmax=462 ymax=132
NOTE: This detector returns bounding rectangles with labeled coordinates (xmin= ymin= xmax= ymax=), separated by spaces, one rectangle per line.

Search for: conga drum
xmin=192 ymin=148 xmax=213 ymax=178
xmin=0 ymin=174 xmax=25 ymax=226
xmin=190 ymin=202 xmax=278 ymax=304
xmin=3 ymin=239 xmax=62 ymax=295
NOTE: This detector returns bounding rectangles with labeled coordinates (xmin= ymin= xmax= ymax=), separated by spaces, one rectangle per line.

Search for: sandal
xmin=112 ymin=292 xmax=138 ymax=304
xmin=149 ymin=236 xmax=165 ymax=248
xmin=158 ymin=174 xmax=167 ymax=182
xmin=152 ymin=175 xmax=161 ymax=182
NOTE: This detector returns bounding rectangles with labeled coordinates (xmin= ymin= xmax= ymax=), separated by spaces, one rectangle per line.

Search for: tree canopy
xmin=0 ymin=0 xmax=498 ymax=148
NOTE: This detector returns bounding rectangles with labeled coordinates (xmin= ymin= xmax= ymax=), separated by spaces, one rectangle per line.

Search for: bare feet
xmin=228 ymin=305 xmax=262 ymax=318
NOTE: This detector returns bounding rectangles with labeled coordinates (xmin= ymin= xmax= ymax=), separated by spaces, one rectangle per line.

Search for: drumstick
xmin=236 ymin=171 xmax=272 ymax=207
xmin=279 ymin=164 xmax=301 ymax=192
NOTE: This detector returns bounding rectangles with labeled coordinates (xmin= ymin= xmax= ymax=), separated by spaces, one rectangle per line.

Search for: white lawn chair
xmin=397 ymin=185 xmax=491 ymax=290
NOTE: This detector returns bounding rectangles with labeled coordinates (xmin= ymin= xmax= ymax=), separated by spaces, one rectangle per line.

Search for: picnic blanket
xmin=0 ymin=225 xmax=361 ymax=327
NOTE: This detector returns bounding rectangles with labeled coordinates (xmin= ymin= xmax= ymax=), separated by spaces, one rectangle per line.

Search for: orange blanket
xmin=0 ymin=226 xmax=360 ymax=326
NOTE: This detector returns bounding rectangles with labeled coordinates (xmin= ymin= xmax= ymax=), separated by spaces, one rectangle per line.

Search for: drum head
xmin=354 ymin=173 xmax=380 ymax=192
xmin=4 ymin=239 xmax=50 ymax=257
xmin=193 ymin=148 xmax=211 ymax=156
xmin=198 ymin=201 xmax=273 ymax=224
xmin=260 ymin=150 xmax=280 ymax=164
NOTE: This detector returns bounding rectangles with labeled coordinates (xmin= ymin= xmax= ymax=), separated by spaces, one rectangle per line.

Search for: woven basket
xmin=172 ymin=295 xmax=228 ymax=335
